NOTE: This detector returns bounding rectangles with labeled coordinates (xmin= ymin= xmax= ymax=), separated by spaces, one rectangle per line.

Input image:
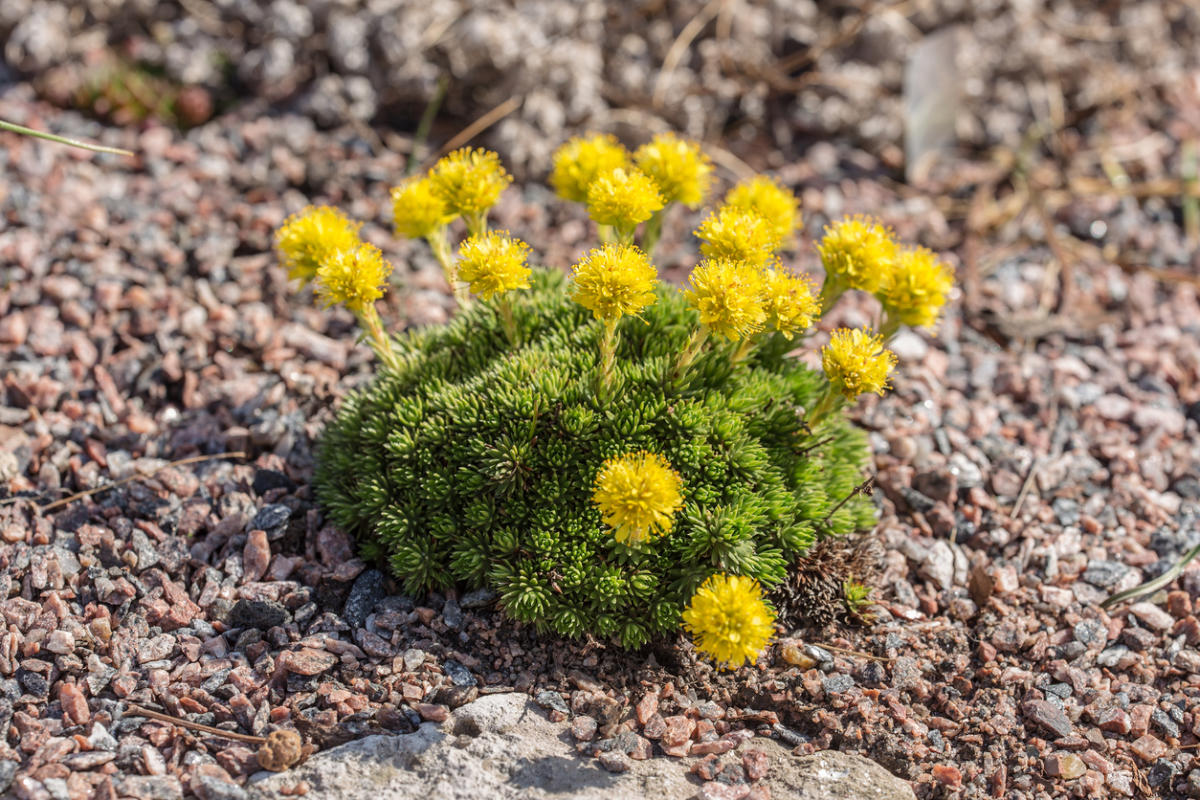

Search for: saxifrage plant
xmin=275 ymin=133 xmax=953 ymax=669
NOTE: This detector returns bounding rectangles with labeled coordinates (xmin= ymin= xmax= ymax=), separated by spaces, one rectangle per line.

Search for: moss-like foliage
xmin=315 ymin=269 xmax=875 ymax=649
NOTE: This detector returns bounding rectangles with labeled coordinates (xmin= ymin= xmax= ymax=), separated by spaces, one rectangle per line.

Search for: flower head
xmin=684 ymin=258 xmax=768 ymax=341
xmin=570 ymin=244 xmax=659 ymax=322
xmin=634 ymin=132 xmax=712 ymax=207
xmin=429 ymin=148 xmax=512 ymax=217
xmin=391 ymin=178 xmax=455 ymax=240
xmin=550 ymin=134 xmax=630 ymax=204
xmin=314 ymin=242 xmax=392 ymax=314
xmin=695 ymin=207 xmax=781 ymax=267
xmin=592 ymin=451 xmax=684 ymax=545
xmin=457 ymin=231 xmax=532 ymax=301
xmin=275 ymin=206 xmax=362 ymax=284
xmin=821 ymin=328 xmax=897 ymax=399
xmin=762 ymin=268 xmax=820 ymax=339
xmin=585 ymin=168 xmax=665 ymax=230
xmin=724 ymin=176 xmax=801 ymax=242
xmin=876 ymin=246 xmax=954 ymax=329
xmin=817 ymin=215 xmax=897 ymax=293
xmin=682 ymin=573 xmax=775 ymax=670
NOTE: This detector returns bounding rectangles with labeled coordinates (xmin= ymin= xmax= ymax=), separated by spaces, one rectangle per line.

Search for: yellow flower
xmin=817 ymin=215 xmax=897 ymax=293
xmin=314 ymin=242 xmax=392 ymax=315
xmin=695 ymin=207 xmax=780 ymax=267
xmin=429 ymin=147 xmax=512 ymax=217
xmin=762 ymin=268 xmax=820 ymax=339
xmin=550 ymin=133 xmax=630 ymax=203
xmin=457 ymin=231 xmax=532 ymax=301
xmin=592 ymin=451 xmax=684 ymax=545
xmin=569 ymin=244 xmax=659 ymax=322
xmin=821 ymin=328 xmax=897 ymax=399
xmin=683 ymin=258 xmax=768 ymax=341
xmin=391 ymin=178 xmax=455 ymax=240
xmin=585 ymin=168 xmax=665 ymax=231
xmin=682 ymin=573 xmax=775 ymax=670
xmin=634 ymin=132 xmax=712 ymax=207
xmin=876 ymin=246 xmax=954 ymax=329
xmin=275 ymin=205 xmax=362 ymax=284
xmin=724 ymin=176 xmax=801 ymax=242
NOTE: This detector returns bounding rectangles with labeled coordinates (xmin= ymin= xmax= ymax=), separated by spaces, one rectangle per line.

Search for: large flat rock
xmin=247 ymin=694 xmax=914 ymax=800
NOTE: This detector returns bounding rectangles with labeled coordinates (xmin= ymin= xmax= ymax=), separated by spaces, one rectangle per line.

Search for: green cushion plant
xmin=275 ymin=134 xmax=953 ymax=669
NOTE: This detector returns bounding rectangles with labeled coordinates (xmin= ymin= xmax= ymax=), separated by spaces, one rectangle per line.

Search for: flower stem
xmin=496 ymin=295 xmax=520 ymax=346
xmin=730 ymin=336 xmax=757 ymax=365
xmin=465 ymin=210 xmax=489 ymax=238
xmin=640 ymin=208 xmax=666 ymax=258
xmin=597 ymin=318 xmax=619 ymax=398
xmin=878 ymin=313 xmax=902 ymax=342
xmin=597 ymin=224 xmax=614 ymax=245
xmin=818 ymin=275 xmax=847 ymax=315
xmin=357 ymin=305 xmax=402 ymax=372
xmin=427 ymin=229 xmax=471 ymax=306
xmin=673 ymin=325 xmax=709 ymax=379
xmin=806 ymin=385 xmax=844 ymax=428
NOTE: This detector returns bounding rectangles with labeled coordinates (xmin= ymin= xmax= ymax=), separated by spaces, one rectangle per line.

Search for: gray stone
xmin=343 ymin=569 xmax=387 ymax=628
xmin=230 ymin=598 xmax=289 ymax=630
xmin=0 ymin=760 xmax=16 ymax=794
xmin=246 ymin=694 xmax=914 ymax=800
xmin=1081 ymin=561 xmax=1130 ymax=589
xmin=822 ymin=674 xmax=855 ymax=694
xmin=460 ymin=588 xmax=498 ymax=609
xmin=443 ymin=659 xmax=477 ymax=688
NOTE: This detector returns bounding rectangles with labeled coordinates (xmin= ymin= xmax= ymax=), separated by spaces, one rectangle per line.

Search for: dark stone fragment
xmin=375 ymin=707 xmax=415 ymax=733
xmin=535 ymin=690 xmax=569 ymax=714
xmin=1185 ymin=400 xmax=1200 ymax=426
xmin=251 ymin=504 xmax=292 ymax=539
xmin=900 ymin=487 xmax=936 ymax=513
xmin=859 ymin=661 xmax=887 ymax=687
xmin=1045 ymin=683 xmax=1072 ymax=699
xmin=1171 ymin=476 xmax=1200 ymax=499
xmin=1151 ymin=708 xmax=1180 ymax=739
xmin=230 ymin=599 xmax=289 ymax=630
xmin=313 ymin=577 xmax=352 ymax=612
xmin=459 ymin=588 xmax=497 ymax=609
xmin=342 ymin=569 xmax=386 ymax=628
xmin=1147 ymin=760 xmax=1178 ymax=788
xmin=16 ymin=667 xmax=48 ymax=698
xmin=434 ymin=685 xmax=478 ymax=709
xmin=1081 ymin=561 xmax=1130 ymax=589
xmin=822 ymin=674 xmax=855 ymax=694
xmin=443 ymin=659 xmax=477 ymax=687
xmin=252 ymin=470 xmax=295 ymax=496
xmin=613 ymin=730 xmax=641 ymax=754
xmin=442 ymin=596 xmax=463 ymax=630
xmin=1022 ymin=699 xmax=1072 ymax=738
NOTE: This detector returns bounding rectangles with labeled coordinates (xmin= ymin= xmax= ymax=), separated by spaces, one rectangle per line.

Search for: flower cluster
xmin=428 ymin=147 xmax=512 ymax=222
xmin=550 ymin=133 xmax=629 ymax=203
xmin=569 ymin=244 xmax=659 ymax=323
xmin=313 ymin=242 xmax=392 ymax=314
xmin=457 ymin=231 xmax=532 ymax=301
xmin=822 ymin=328 xmax=897 ymax=399
xmin=592 ymin=451 xmax=684 ymax=545
xmin=634 ymin=132 xmax=712 ymax=208
xmin=276 ymin=205 xmax=362 ymax=284
xmin=585 ymin=167 xmax=664 ymax=235
xmin=283 ymin=136 xmax=953 ymax=670
xmin=682 ymin=574 xmax=776 ymax=670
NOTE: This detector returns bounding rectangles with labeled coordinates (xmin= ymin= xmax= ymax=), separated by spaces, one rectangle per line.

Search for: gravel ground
xmin=3 ymin=16 xmax=1200 ymax=800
